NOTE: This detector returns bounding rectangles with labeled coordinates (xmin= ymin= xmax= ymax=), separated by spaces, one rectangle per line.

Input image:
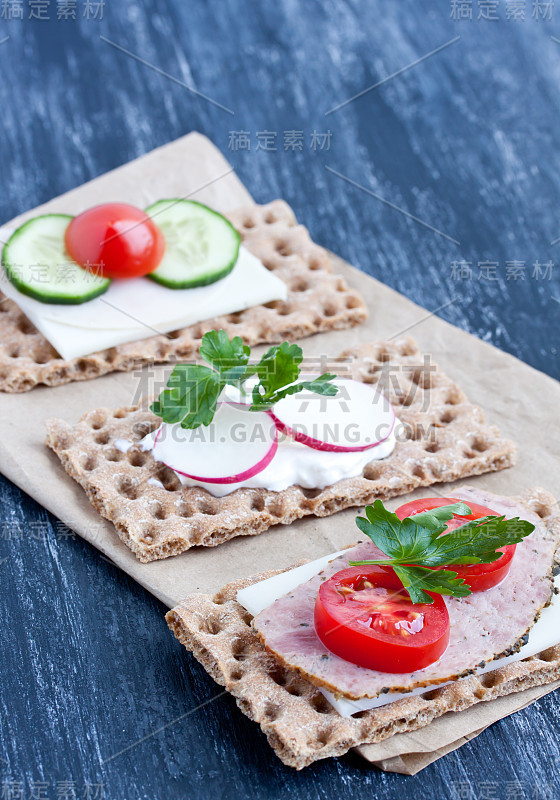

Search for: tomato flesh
xmin=65 ymin=203 xmax=165 ymax=279
xmin=314 ymin=566 xmax=450 ymax=673
xmin=395 ymin=497 xmax=517 ymax=592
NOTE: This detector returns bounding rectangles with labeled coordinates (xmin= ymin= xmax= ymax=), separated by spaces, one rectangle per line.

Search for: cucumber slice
xmin=145 ymin=199 xmax=241 ymax=289
xmin=2 ymin=214 xmax=111 ymax=304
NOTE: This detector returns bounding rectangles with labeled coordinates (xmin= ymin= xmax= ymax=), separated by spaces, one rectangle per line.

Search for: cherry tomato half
xmin=314 ymin=566 xmax=450 ymax=673
xmin=65 ymin=203 xmax=165 ymax=279
xmin=395 ymin=497 xmax=517 ymax=592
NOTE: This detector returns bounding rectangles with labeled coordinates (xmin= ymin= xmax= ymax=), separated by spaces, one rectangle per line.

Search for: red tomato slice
xmin=314 ymin=566 xmax=450 ymax=673
xmin=395 ymin=497 xmax=517 ymax=592
xmin=65 ymin=203 xmax=165 ymax=279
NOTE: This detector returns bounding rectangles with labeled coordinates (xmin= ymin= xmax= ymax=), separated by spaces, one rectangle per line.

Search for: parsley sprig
xmin=150 ymin=329 xmax=338 ymax=429
xmin=350 ymin=500 xmax=535 ymax=603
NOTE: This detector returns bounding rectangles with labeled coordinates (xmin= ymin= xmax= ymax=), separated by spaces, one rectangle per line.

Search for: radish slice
xmin=152 ymin=402 xmax=278 ymax=484
xmin=268 ymin=378 xmax=396 ymax=452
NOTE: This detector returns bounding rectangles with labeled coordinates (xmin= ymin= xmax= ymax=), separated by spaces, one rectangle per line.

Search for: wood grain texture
xmin=0 ymin=2 xmax=558 ymax=799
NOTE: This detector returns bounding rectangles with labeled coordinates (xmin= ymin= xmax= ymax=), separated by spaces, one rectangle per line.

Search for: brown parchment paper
xmin=1 ymin=132 xmax=559 ymax=773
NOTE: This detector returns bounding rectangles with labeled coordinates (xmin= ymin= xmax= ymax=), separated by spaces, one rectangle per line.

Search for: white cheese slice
xmin=236 ymin=552 xmax=560 ymax=717
xmin=0 ymin=227 xmax=287 ymax=360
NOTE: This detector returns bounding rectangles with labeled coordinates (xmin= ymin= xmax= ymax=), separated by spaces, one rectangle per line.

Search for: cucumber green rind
xmin=145 ymin=199 xmax=241 ymax=290
xmin=2 ymin=213 xmax=111 ymax=305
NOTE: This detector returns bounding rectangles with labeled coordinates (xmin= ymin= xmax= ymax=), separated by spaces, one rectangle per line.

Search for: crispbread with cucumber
xmin=0 ymin=199 xmax=367 ymax=391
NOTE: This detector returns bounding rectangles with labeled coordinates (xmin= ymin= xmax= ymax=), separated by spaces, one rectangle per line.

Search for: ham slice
xmin=253 ymin=488 xmax=559 ymax=699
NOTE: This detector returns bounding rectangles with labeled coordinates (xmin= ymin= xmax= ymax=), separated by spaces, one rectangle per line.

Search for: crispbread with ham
xmin=166 ymin=487 xmax=560 ymax=769
xmin=252 ymin=487 xmax=559 ymax=699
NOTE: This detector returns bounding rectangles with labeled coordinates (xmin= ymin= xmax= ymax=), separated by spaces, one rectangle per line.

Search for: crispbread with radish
xmin=45 ymin=337 xmax=516 ymax=562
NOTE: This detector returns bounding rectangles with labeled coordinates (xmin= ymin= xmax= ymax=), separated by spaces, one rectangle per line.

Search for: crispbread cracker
xmin=45 ymin=337 xmax=516 ymax=562
xmin=0 ymin=200 xmax=367 ymax=392
xmin=165 ymin=488 xmax=560 ymax=770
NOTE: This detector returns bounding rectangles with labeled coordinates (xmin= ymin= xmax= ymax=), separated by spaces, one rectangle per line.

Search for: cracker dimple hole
xmin=406 ymin=424 xmax=423 ymax=442
xmin=157 ymin=467 xmax=182 ymax=492
xmin=133 ymin=420 xmax=160 ymax=438
xmin=275 ymin=241 xmax=292 ymax=257
xmin=76 ymin=358 xmax=97 ymax=374
xmin=411 ymin=367 xmax=433 ymax=389
xmin=537 ymin=646 xmax=560 ymax=662
xmin=251 ymin=496 xmax=265 ymax=512
xmin=439 ymin=409 xmax=456 ymax=425
xmin=175 ymin=499 xmax=194 ymax=518
xmin=301 ymin=487 xmax=322 ymax=500
xmin=267 ymin=499 xmax=285 ymax=517
xmin=445 ymin=389 xmax=462 ymax=405
xmin=105 ymin=448 xmax=123 ymax=462
xmin=90 ymin=413 xmax=107 ymax=430
xmin=95 ymin=431 xmax=111 ymax=445
xmin=268 ymin=663 xmax=289 ymax=687
xmin=398 ymin=341 xmax=418 ymax=357
xmin=308 ymin=258 xmax=323 ymax=270
xmin=116 ymin=476 xmax=139 ymax=500
xmin=7 ymin=345 xmax=20 ymax=358
xmin=363 ymin=464 xmax=382 ymax=481
xmin=346 ymin=295 xmax=361 ymax=309
xmin=149 ymin=501 xmax=166 ymax=520
xmin=263 ymin=702 xmax=282 ymax=722
xmin=323 ymin=303 xmax=338 ymax=318
xmin=395 ymin=392 xmax=414 ymax=407
xmin=198 ymin=499 xmax=218 ymax=515
xmin=199 ymin=616 xmax=222 ymax=635
xmin=265 ymin=212 xmax=277 ymax=224
xmin=239 ymin=608 xmax=253 ymax=626
xmin=140 ymin=528 xmax=155 ymax=545
xmin=422 ymin=689 xmax=442 ymax=702
xmin=309 ymin=728 xmax=333 ymax=749
xmin=471 ymin=437 xmax=488 ymax=453
xmin=479 ymin=672 xmax=499 ymax=689
xmin=18 ymin=317 xmax=37 ymax=335
xmin=412 ymin=464 xmax=426 ymax=479
xmin=286 ymin=682 xmax=305 ymax=697
xmin=310 ymin=694 xmax=333 ymax=714
xmin=533 ymin=503 xmax=551 ymax=519
xmin=243 ymin=217 xmax=255 ymax=229
xmin=33 ymin=350 xmax=51 ymax=365
xmin=424 ymin=441 xmax=439 ymax=453
xmin=229 ymin=667 xmax=243 ymax=682
xmin=128 ymin=450 xmax=148 ymax=467
xmin=232 ymin=640 xmax=252 ymax=662
xmin=291 ymin=279 xmax=309 ymax=292
xmin=82 ymin=455 xmax=97 ymax=471
xmin=376 ymin=348 xmax=391 ymax=364
xmin=463 ymin=450 xmax=476 ymax=459
xmin=276 ymin=302 xmax=292 ymax=316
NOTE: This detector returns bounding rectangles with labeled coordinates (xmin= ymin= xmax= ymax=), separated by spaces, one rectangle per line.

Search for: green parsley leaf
xmin=150 ymin=364 xmax=222 ymax=429
xmin=392 ymin=565 xmax=472 ymax=604
xmin=408 ymin=502 xmax=472 ymax=532
xmin=150 ymin=329 xmax=338 ymax=429
xmin=254 ymin=343 xmax=303 ymax=401
xmin=422 ymin=515 xmax=535 ymax=566
xmin=198 ymin=329 xmax=250 ymax=384
xmin=350 ymin=499 xmax=535 ymax=603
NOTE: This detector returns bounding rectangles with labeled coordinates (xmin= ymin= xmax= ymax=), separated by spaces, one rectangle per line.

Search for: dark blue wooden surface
xmin=0 ymin=3 xmax=559 ymax=799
